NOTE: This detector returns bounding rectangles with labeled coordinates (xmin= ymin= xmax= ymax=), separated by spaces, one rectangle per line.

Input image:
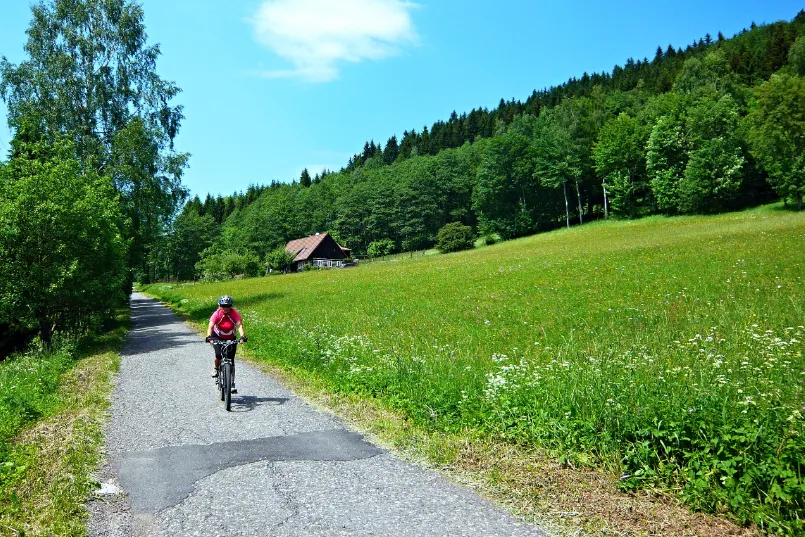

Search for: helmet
xmin=218 ymin=295 xmax=234 ymax=307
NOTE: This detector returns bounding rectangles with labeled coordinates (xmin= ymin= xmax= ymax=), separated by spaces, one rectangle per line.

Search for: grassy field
xmin=143 ymin=203 xmax=804 ymax=534
xmin=0 ymin=322 xmax=125 ymax=536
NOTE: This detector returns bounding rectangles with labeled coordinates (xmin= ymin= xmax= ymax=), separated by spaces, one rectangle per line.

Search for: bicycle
xmin=207 ymin=337 xmax=244 ymax=411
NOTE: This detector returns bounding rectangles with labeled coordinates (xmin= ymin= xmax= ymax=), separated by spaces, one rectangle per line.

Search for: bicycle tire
xmin=218 ymin=365 xmax=225 ymax=401
xmin=223 ymin=362 xmax=232 ymax=411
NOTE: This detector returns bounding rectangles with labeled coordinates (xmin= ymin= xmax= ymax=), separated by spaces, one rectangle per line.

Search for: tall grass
xmin=0 ymin=323 xmax=125 ymax=535
xmin=144 ymin=204 xmax=805 ymax=534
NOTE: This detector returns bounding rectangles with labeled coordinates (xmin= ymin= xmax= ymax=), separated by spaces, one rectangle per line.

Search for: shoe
xmin=230 ymin=385 xmax=238 ymax=394
xmin=211 ymin=369 xmax=219 ymax=378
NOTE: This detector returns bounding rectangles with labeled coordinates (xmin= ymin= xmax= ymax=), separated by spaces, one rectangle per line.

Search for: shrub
xmin=436 ymin=222 xmax=475 ymax=253
xmin=264 ymin=247 xmax=296 ymax=273
xmin=367 ymin=238 xmax=395 ymax=258
xmin=195 ymin=248 xmax=261 ymax=280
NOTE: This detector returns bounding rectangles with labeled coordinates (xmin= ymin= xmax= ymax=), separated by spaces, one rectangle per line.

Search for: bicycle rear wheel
xmin=223 ymin=362 xmax=232 ymax=411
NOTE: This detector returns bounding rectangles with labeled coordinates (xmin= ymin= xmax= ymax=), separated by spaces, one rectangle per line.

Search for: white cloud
xmin=252 ymin=0 xmax=418 ymax=82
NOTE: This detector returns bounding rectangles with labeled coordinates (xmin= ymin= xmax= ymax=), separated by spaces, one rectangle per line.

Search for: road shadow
xmin=121 ymin=332 xmax=199 ymax=356
xmin=124 ymin=295 xmax=202 ymax=355
xmin=228 ymin=395 xmax=289 ymax=413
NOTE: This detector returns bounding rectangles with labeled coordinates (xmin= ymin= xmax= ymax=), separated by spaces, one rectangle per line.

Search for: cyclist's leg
xmin=212 ymin=340 xmax=223 ymax=375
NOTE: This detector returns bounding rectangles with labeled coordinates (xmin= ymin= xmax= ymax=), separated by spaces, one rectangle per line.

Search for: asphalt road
xmin=88 ymin=293 xmax=547 ymax=537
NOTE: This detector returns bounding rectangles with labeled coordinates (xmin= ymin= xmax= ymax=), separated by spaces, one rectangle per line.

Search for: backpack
xmin=215 ymin=313 xmax=236 ymax=337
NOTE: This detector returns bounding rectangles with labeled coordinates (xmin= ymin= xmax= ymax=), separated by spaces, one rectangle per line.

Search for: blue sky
xmin=1 ymin=0 xmax=802 ymax=199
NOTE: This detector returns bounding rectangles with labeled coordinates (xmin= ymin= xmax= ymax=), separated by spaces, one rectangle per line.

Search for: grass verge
xmin=0 ymin=319 xmax=125 ymax=537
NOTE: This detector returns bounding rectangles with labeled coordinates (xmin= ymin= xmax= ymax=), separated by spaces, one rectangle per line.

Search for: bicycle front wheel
xmin=218 ymin=365 xmax=225 ymax=401
xmin=223 ymin=362 xmax=232 ymax=411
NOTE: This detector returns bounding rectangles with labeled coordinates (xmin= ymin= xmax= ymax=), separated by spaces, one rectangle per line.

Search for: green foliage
xmin=435 ymin=222 xmax=475 ymax=253
xmin=746 ymin=73 xmax=805 ymax=210
xmin=473 ymin=124 xmax=537 ymax=238
xmin=678 ymin=96 xmax=746 ymax=213
xmin=0 ymin=0 xmax=188 ymax=287
xmin=300 ymin=168 xmax=312 ymax=187
xmin=647 ymin=115 xmax=688 ymax=213
xmin=789 ymin=37 xmax=805 ymax=76
xmin=170 ymin=209 xmax=219 ymax=280
xmin=477 ymin=233 xmax=501 ymax=247
xmin=532 ymin=111 xmax=584 ymax=228
xmin=264 ymin=246 xmax=296 ymax=273
xmin=195 ymin=248 xmax=261 ymax=280
xmin=367 ymin=238 xmax=395 ymax=258
xmin=0 ymin=134 xmax=126 ymax=342
xmin=594 ymin=113 xmax=653 ymax=217
xmin=679 ymin=138 xmax=745 ymax=213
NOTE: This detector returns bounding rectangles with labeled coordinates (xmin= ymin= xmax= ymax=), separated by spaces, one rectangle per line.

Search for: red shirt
xmin=210 ymin=308 xmax=242 ymax=339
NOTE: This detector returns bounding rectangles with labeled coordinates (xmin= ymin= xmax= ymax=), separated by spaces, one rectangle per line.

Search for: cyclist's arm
xmin=206 ymin=320 xmax=215 ymax=339
xmin=236 ymin=320 xmax=245 ymax=339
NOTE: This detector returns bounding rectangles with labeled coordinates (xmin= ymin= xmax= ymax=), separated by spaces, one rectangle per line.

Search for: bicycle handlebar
xmin=205 ymin=337 xmax=246 ymax=345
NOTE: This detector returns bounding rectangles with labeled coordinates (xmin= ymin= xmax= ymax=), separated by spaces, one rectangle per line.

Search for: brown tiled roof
xmin=285 ymin=232 xmax=349 ymax=263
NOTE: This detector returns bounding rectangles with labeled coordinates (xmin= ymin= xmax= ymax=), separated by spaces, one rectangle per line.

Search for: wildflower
xmin=689 ymin=408 xmax=695 ymax=413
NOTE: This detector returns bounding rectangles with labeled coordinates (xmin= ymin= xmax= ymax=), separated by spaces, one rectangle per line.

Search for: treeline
xmin=0 ymin=0 xmax=187 ymax=353
xmin=341 ymin=18 xmax=798 ymax=172
xmin=158 ymin=11 xmax=805 ymax=282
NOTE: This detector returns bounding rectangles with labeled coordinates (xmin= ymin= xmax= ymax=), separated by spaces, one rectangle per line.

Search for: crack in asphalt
xmin=269 ymin=463 xmax=301 ymax=531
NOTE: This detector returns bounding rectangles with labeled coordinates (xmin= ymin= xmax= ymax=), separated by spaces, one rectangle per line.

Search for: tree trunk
xmin=563 ymin=183 xmax=570 ymax=229
xmin=37 ymin=312 xmax=53 ymax=347
xmin=575 ymin=180 xmax=583 ymax=225
xmin=602 ymin=178 xmax=609 ymax=220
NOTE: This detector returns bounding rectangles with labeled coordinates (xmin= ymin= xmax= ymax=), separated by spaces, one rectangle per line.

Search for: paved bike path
xmin=88 ymin=293 xmax=547 ymax=537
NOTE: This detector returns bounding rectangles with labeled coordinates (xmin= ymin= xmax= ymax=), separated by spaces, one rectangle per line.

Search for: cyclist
xmin=205 ymin=295 xmax=247 ymax=394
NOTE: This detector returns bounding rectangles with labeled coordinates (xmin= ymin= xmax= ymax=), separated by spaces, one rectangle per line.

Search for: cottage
xmin=285 ymin=232 xmax=351 ymax=272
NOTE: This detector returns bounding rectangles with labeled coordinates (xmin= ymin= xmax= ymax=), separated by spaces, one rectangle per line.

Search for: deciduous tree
xmin=1 ymin=0 xmax=188 ymax=286
xmin=0 ymin=132 xmax=125 ymax=343
xmin=746 ymin=73 xmax=805 ymax=209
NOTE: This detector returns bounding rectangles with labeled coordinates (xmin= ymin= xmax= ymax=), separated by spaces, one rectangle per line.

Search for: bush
xmin=479 ymin=234 xmax=501 ymax=246
xmin=367 ymin=238 xmax=395 ymax=258
xmin=195 ymin=248 xmax=261 ymax=280
xmin=264 ymin=247 xmax=296 ymax=273
xmin=436 ymin=222 xmax=475 ymax=253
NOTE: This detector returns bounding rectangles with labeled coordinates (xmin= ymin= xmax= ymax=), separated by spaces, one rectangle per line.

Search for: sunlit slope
xmin=145 ymin=204 xmax=805 ymax=530
xmin=157 ymin=204 xmax=803 ymax=362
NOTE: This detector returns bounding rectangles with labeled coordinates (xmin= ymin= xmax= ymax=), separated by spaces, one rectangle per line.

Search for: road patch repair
xmin=119 ymin=429 xmax=382 ymax=515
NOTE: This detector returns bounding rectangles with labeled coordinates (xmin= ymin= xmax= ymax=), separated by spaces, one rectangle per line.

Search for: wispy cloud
xmin=252 ymin=0 xmax=419 ymax=82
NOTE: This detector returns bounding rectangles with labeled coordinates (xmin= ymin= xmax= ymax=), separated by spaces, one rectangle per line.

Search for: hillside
xmin=144 ymin=203 xmax=805 ymax=534
xmin=158 ymin=11 xmax=805 ymax=284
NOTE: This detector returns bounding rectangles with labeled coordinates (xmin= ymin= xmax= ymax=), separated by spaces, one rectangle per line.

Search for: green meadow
xmin=144 ymin=203 xmax=805 ymax=533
